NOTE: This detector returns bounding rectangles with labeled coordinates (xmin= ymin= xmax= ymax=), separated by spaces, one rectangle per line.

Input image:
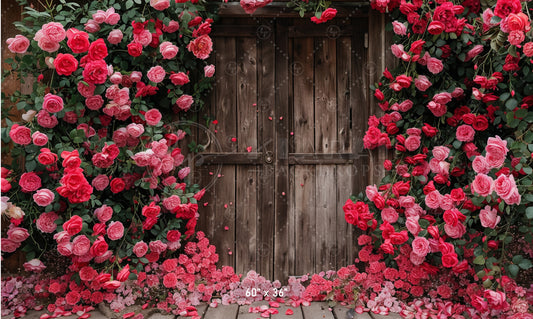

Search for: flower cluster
xmin=1 ymin=0 xmax=215 ymax=307
xmin=238 ymin=0 xmax=337 ymax=24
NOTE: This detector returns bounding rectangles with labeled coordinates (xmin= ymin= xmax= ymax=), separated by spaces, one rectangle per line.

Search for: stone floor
xmin=6 ymin=302 xmax=402 ymax=319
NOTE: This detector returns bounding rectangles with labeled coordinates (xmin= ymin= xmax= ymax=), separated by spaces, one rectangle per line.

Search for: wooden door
xmin=195 ymin=17 xmax=370 ymax=281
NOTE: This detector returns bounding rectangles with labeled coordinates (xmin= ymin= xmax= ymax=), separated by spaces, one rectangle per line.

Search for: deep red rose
xmin=88 ymin=38 xmax=108 ymax=61
xmin=90 ymin=236 xmax=108 ymax=257
xmin=441 ymin=253 xmax=459 ymax=268
xmin=109 ymin=177 xmax=125 ymax=193
xmin=67 ymin=29 xmax=90 ymax=53
xmin=472 ymin=115 xmax=488 ymax=131
xmin=82 ymin=59 xmax=108 ymax=84
xmin=310 ymin=8 xmax=337 ymax=24
xmin=494 ymin=0 xmax=522 ymax=18
xmin=127 ymin=42 xmax=143 ymax=57
xmin=63 ymin=215 xmax=83 ymax=236
xmin=53 ymin=53 xmax=79 ymax=76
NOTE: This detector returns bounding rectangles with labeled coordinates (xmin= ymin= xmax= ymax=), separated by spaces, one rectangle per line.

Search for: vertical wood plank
xmin=293 ymin=165 xmax=316 ymax=275
xmin=314 ymin=37 xmax=337 ymax=272
xmin=235 ymin=37 xmax=258 ymax=275
xmin=257 ymin=18 xmax=276 ymax=280
xmin=203 ymin=304 xmax=239 ymax=319
xmin=274 ymin=19 xmax=291 ymax=281
xmin=301 ymin=303 xmax=335 ymax=319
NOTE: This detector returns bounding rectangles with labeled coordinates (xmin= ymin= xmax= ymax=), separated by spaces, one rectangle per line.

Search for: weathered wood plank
xmin=195 ymin=303 xmax=208 ymax=317
xmin=293 ymin=165 xmax=316 ymax=275
xmin=257 ymin=19 xmax=276 ymax=280
xmin=237 ymin=301 xmax=269 ymax=319
xmin=301 ymin=303 xmax=335 ymax=319
xmin=203 ymin=304 xmax=239 ymax=319
xmin=236 ymin=165 xmax=258 ymax=274
xmin=370 ymin=312 xmax=403 ymax=319
xmin=315 ymin=165 xmax=337 ymax=271
xmin=271 ymin=305 xmax=303 ymax=319
xmin=336 ymin=165 xmax=354 ymax=268
xmin=337 ymin=36 xmax=352 ymax=154
xmin=274 ymin=19 xmax=291 ymax=281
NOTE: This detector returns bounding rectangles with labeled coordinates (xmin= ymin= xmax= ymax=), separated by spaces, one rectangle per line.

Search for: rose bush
xmin=343 ymin=0 xmax=533 ymax=316
xmin=1 ymin=0 xmax=216 ymax=315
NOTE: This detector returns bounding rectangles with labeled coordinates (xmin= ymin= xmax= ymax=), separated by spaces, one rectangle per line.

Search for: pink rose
xmin=41 ymin=22 xmax=66 ymax=42
xmin=204 ymin=64 xmax=215 ymax=77
xmin=36 ymin=211 xmax=59 ymax=233
xmin=9 ymin=124 xmax=32 ymax=145
xmin=175 ymin=94 xmax=194 ymax=111
xmin=159 ymin=41 xmax=179 ymax=59
xmin=456 ymin=125 xmax=475 ymax=142
xmin=19 ymin=172 xmax=41 ymax=192
xmin=427 ymin=101 xmax=447 ymax=117
xmin=479 ymin=205 xmax=500 ymax=228
xmin=178 ymin=167 xmax=190 ymax=180
xmin=133 ymin=241 xmax=148 ymax=257
xmin=130 ymin=71 xmax=142 ymax=82
xmin=432 ymin=146 xmax=450 ymax=161
xmin=427 ymin=57 xmax=443 ymax=74
xmin=163 ymin=195 xmax=181 ymax=212
xmin=1 ymin=239 xmax=20 ymax=253
xmin=163 ymin=20 xmax=180 ymax=33
xmin=107 ymin=29 xmax=123 ymax=45
xmin=365 ymin=185 xmax=379 ymax=201
xmin=35 ymin=32 xmax=60 ymax=53
xmin=398 ymin=100 xmax=413 ymax=112
xmin=149 ymin=240 xmax=167 ymax=254
xmin=170 ymin=72 xmax=189 ymax=85
xmin=147 ymin=66 xmax=166 ymax=83
xmin=433 ymin=92 xmax=452 ymax=105
xmin=42 ymin=93 xmax=64 ymax=113
xmin=163 ymin=273 xmax=178 ymax=288
xmin=405 ymin=216 xmax=421 ymax=235
xmin=105 ymin=8 xmax=120 ymax=25
xmin=444 ymin=222 xmax=466 ymax=239
xmin=92 ymin=10 xmax=107 ymax=24
xmin=381 ymin=207 xmax=398 ymax=224
xmin=145 ymin=109 xmax=162 ymax=125
xmin=72 ymin=235 xmax=91 ymax=256
xmin=78 ymin=81 xmax=96 ymax=98
xmin=7 ymin=227 xmax=29 ymax=243
xmin=32 ymin=131 xmax=48 ymax=146
xmin=86 ymin=95 xmax=104 ymax=111
xmin=240 ymin=0 xmax=273 ymax=14
xmin=472 ymin=156 xmax=490 ymax=174
xmin=187 ymin=35 xmax=213 ymax=60
xmin=33 ymin=188 xmax=55 ymax=206
xmin=484 ymin=290 xmax=507 ymax=310
xmin=425 ymin=190 xmax=442 ymax=209
xmin=150 ymin=0 xmax=170 ymax=10
xmin=523 ymin=42 xmax=533 ymax=57
xmin=23 ymin=259 xmax=46 ymax=272
xmin=92 ymin=174 xmax=109 ymax=191
xmin=126 ymin=123 xmax=145 ymax=138
xmin=84 ymin=19 xmax=101 ymax=33
xmin=107 ymin=221 xmax=124 ymax=240
xmin=6 ymin=35 xmax=30 ymax=54
xmin=63 ymin=215 xmax=83 ymax=236
xmin=465 ymin=45 xmax=484 ymax=61
xmin=404 ymin=135 xmax=421 ymax=152
xmin=94 ymin=205 xmax=113 ymax=223
xmin=83 ymin=59 xmax=108 ymax=84
xmin=112 ymin=128 xmax=128 ymax=147
xmin=134 ymin=29 xmax=152 ymax=46
xmin=57 ymin=242 xmax=73 ymax=256
xmin=392 ymin=21 xmax=407 ymax=35
xmin=471 ymin=174 xmax=493 ymax=197
xmin=133 ymin=151 xmax=153 ymax=167
xmin=411 ymin=236 xmax=430 ymax=256
xmin=109 ymin=72 xmax=122 ymax=84
xmin=485 ymin=136 xmax=508 ymax=168
xmin=90 ymin=236 xmax=109 ymax=257
xmin=414 ymin=75 xmax=432 ymax=91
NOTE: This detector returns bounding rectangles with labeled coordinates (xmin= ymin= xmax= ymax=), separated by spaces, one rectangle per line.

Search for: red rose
xmin=67 ymin=28 xmax=90 ymax=53
xmin=19 ymin=172 xmax=42 ymax=192
xmin=186 ymin=35 xmax=212 ymax=60
xmin=79 ymin=266 xmax=97 ymax=281
xmin=127 ymin=42 xmax=143 ymax=57
xmin=117 ymin=265 xmax=130 ymax=282
xmin=494 ymin=0 xmax=521 ymax=18
xmin=53 ymin=53 xmax=79 ymax=76
xmin=109 ymin=177 xmax=125 ymax=193
xmin=163 ymin=272 xmax=178 ymax=288
xmin=65 ymin=291 xmax=81 ymax=305
xmin=63 ymin=215 xmax=83 ymax=236
xmin=310 ymin=8 xmax=337 ymax=24
xmin=392 ymin=181 xmax=410 ymax=197
xmin=82 ymin=59 xmax=108 ymax=84
xmin=90 ymin=236 xmax=108 ymax=257
xmin=166 ymin=230 xmax=181 ymax=242
xmin=441 ymin=252 xmax=458 ymax=268
xmin=88 ymin=38 xmax=108 ymax=61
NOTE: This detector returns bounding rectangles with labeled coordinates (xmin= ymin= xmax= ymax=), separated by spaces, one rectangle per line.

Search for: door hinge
xmin=364 ymin=33 xmax=369 ymax=49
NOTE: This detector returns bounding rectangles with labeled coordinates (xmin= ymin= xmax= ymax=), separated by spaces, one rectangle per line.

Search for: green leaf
xmin=526 ymin=207 xmax=533 ymax=219
xmin=519 ymin=259 xmax=532 ymax=270
xmin=473 ymin=255 xmax=485 ymax=265
xmin=505 ymin=98 xmax=518 ymax=110
xmin=507 ymin=264 xmax=519 ymax=277
xmin=125 ymin=0 xmax=134 ymax=9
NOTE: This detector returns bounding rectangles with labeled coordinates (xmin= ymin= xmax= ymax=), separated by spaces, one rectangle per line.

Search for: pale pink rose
xmin=204 ymin=64 xmax=215 ymax=77
xmin=130 ymin=71 xmax=142 ymax=82
xmin=163 ymin=195 xmax=181 ymax=212
xmin=6 ymin=35 xmax=30 ymax=54
xmin=149 ymin=240 xmax=167 ymax=254
xmin=494 ymin=174 xmax=518 ymax=201
xmin=425 ymin=190 xmax=442 ymax=209
xmin=105 ymin=8 xmax=120 ymax=25
xmin=390 ymin=44 xmax=405 ymax=58
xmin=504 ymin=188 xmax=521 ymax=205
xmin=479 ymin=205 xmax=500 ymax=228
xmin=160 ymin=156 xmax=174 ymax=174
xmin=465 ymin=45 xmax=484 ymax=61
xmin=439 ymin=194 xmax=454 ymax=211
xmin=427 ymin=101 xmax=447 ymax=117
xmin=72 ymin=235 xmax=91 ymax=256
xmin=43 ymin=93 xmax=64 ymax=113
xmin=33 ymin=188 xmax=55 ymax=206
xmin=23 ymin=259 xmax=46 ymax=272
xmin=523 ymin=42 xmax=533 ymax=57
xmin=405 ymin=216 xmax=421 ymax=235
xmin=133 ymin=241 xmax=148 ymax=257
xmin=144 ymin=110 xmax=161 ymax=127
xmin=126 ymin=123 xmax=145 ymax=138
xmin=107 ymin=221 xmax=124 ymax=240
xmin=92 ymin=10 xmax=107 ymax=24
xmin=159 ymin=41 xmax=179 ymax=59
xmin=399 ymin=196 xmax=415 ymax=208
xmin=163 ymin=20 xmax=180 ymax=33
xmin=472 ymin=156 xmax=490 ymax=174
xmin=433 ymin=92 xmax=452 ymax=105
xmin=94 ymin=205 xmax=113 ymax=223
xmin=134 ymin=29 xmax=153 ymax=47
xmin=471 ymin=174 xmax=494 ymax=197
xmin=133 ymin=150 xmax=153 ymax=167
xmin=86 ymin=95 xmax=104 ymax=111
xmin=147 ymin=66 xmax=166 ymax=83
xmin=35 ymin=33 xmax=60 ymax=53
xmin=456 ymin=125 xmax=475 ymax=142
xmin=175 ymin=95 xmax=194 ymax=111
xmin=54 ymin=230 xmax=71 ymax=243
xmin=412 ymin=236 xmax=430 ymax=256
xmin=109 ymin=72 xmax=122 ymax=84
xmin=92 ymin=174 xmax=109 ymax=191
xmin=365 ymin=185 xmax=379 ymax=201
xmin=32 ymin=131 xmax=48 ymax=146
xmin=398 ymin=100 xmax=413 ymax=112
xmin=484 ymin=290 xmax=507 ymax=309
xmin=405 ymin=135 xmax=421 ymax=152
xmin=7 ymin=227 xmax=29 ymax=243
xmin=410 ymin=251 xmax=425 ymax=265
xmin=150 ymin=139 xmax=168 ymax=158
xmin=36 ymin=211 xmax=59 ymax=233
xmin=1 ymin=239 xmax=21 ymax=253
xmin=150 ymin=0 xmax=170 ymax=10
xmin=178 ymin=167 xmax=190 ymax=180
xmin=107 ymin=29 xmax=123 ymax=45
xmin=41 ymin=22 xmax=66 ymax=42
xmin=432 ymin=146 xmax=450 ymax=161
xmin=84 ymin=19 xmax=100 ymax=33
xmin=414 ymin=75 xmax=432 ymax=91
xmin=485 ymin=136 xmax=508 ymax=168
xmin=57 ymin=242 xmax=73 ymax=256
xmin=392 ymin=21 xmax=407 ymax=35
xmin=444 ymin=222 xmax=466 ymax=239
xmin=427 ymin=57 xmax=443 ymax=74
xmin=381 ymin=207 xmax=398 ymax=224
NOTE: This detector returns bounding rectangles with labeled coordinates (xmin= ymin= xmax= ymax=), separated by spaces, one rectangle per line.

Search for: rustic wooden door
xmin=195 ymin=16 xmax=370 ymax=281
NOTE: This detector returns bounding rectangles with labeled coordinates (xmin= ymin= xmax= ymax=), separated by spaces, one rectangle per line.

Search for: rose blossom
xmin=479 ymin=205 xmax=500 ymax=229
xmin=92 ymin=10 xmax=107 ymax=24
xmin=19 ymin=172 xmax=41 ymax=192
xmin=84 ymin=19 xmax=100 ymax=33
xmin=204 ymin=64 xmax=215 ymax=77
xmin=6 ymin=35 xmax=30 ymax=53
xmin=41 ymin=22 xmax=66 ymax=42
xmin=53 ymin=53 xmax=79 ymax=76
xmin=391 ymin=21 xmax=407 ymax=35
xmin=72 ymin=235 xmax=91 ymax=256
xmin=381 ymin=207 xmax=398 ymax=224
xmin=133 ymin=241 xmax=149 ymax=257
xmin=90 ymin=236 xmax=109 ymax=257
xmin=456 ymin=125 xmax=475 ymax=142
xmin=9 ymin=124 xmax=32 ymax=145
xmin=32 ymin=131 xmax=48 ymax=146
xmin=126 ymin=123 xmax=145 ymax=138
xmin=147 ymin=66 xmax=166 ymax=83
xmin=404 ymin=135 xmax=421 ymax=152
xmin=33 ymin=188 xmax=55 ymax=206
xmin=36 ymin=211 xmax=59 ymax=233
xmin=105 ymin=7 xmax=120 ymax=25
xmin=34 ymin=32 xmax=60 ymax=52
xmin=23 ymin=259 xmax=46 ymax=272
xmin=145 ymin=109 xmax=162 ymax=125
xmin=426 ymin=57 xmax=443 ymax=74
xmin=1 ymin=239 xmax=20 ymax=253
xmin=107 ymin=29 xmax=123 ymax=45
xmin=150 ymin=0 xmax=170 ymax=10
xmin=471 ymin=174 xmax=494 ymax=197
xmin=163 ymin=20 xmax=180 ymax=33
xmin=127 ymin=42 xmax=143 ymax=57
xmin=63 ymin=215 xmax=83 ymax=236
xmin=133 ymin=29 xmax=153 ymax=47
xmin=485 ymin=136 xmax=508 ymax=168
xmin=85 ymin=95 xmax=104 ymax=111
xmin=107 ymin=221 xmax=124 ymax=240
xmin=149 ymin=240 xmax=167 ymax=254
xmin=523 ymin=42 xmax=533 ymax=56
xmin=187 ymin=35 xmax=213 ymax=60
xmin=472 ymin=156 xmax=490 ymax=174
xmin=94 ymin=205 xmax=113 ymax=223
xmin=175 ymin=94 xmax=194 ymax=111
xmin=425 ymin=190 xmax=441 ymax=209
xmin=7 ymin=227 xmax=29 ymax=243
xmin=170 ymin=72 xmax=189 ymax=85
xmin=66 ymin=28 xmax=90 ymax=53
xmin=159 ymin=41 xmax=179 ymax=59
xmin=42 ymin=93 xmax=64 ymax=113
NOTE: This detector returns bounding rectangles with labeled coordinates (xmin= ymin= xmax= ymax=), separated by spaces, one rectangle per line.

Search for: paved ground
xmin=5 ymin=302 xmax=402 ymax=319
